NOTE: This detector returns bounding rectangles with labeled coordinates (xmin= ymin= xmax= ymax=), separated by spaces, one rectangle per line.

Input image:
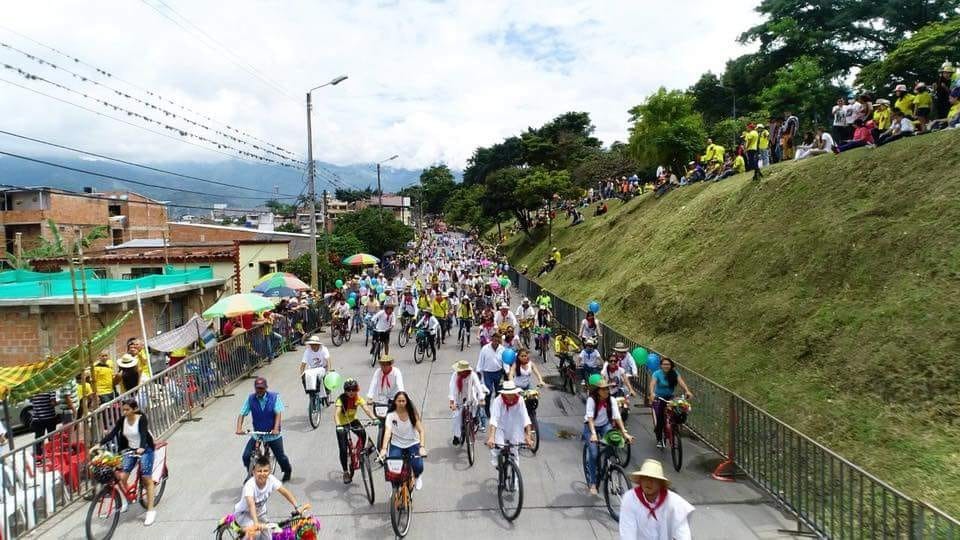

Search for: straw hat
xmin=894 ymin=84 xmax=908 ymax=92
xmin=116 ymin=354 xmax=138 ymax=369
xmin=499 ymin=381 xmax=523 ymax=395
xmin=629 ymin=459 xmax=671 ymax=486
xmin=378 ymin=355 xmax=394 ymax=364
xmin=612 ymin=342 xmax=629 ymax=353
xmin=305 ymin=335 xmax=322 ymax=346
xmin=452 ymin=360 xmax=471 ymax=371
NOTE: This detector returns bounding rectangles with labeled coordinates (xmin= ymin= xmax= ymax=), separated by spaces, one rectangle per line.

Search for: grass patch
xmin=502 ymin=130 xmax=960 ymax=514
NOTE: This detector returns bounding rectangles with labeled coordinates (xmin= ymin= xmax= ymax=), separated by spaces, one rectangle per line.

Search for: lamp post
xmin=305 ymin=75 xmax=348 ymax=291
xmin=720 ymin=85 xmax=737 ymax=119
xmin=376 ymin=154 xmax=399 ymax=224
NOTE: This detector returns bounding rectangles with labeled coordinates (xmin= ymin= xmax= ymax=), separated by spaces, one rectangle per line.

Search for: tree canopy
xmin=333 ymin=207 xmax=414 ymax=257
xmin=856 ymin=17 xmax=960 ymax=93
xmin=628 ymin=89 xmax=707 ymax=174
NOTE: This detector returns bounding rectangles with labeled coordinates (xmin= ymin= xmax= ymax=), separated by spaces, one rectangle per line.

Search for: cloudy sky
xmin=1 ymin=1 xmax=761 ymax=171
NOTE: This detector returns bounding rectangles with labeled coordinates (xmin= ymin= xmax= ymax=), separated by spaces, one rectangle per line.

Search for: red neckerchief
xmin=634 ymin=486 xmax=668 ymax=520
xmin=503 ymin=396 xmax=519 ymax=410
xmin=380 ymin=366 xmax=393 ymax=389
xmin=456 ymin=371 xmax=471 ymax=393
xmin=607 ymin=363 xmax=619 ymax=375
xmin=587 ymin=318 xmax=596 ymax=328
xmin=344 ymin=395 xmax=357 ymax=411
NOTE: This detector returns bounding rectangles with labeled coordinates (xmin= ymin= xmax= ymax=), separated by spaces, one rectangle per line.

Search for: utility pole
xmin=322 ymin=189 xmax=329 ymax=290
xmin=376 ymin=162 xmax=383 ymax=224
xmin=14 ymin=232 xmax=22 ymax=264
xmin=305 ymin=91 xmax=319 ymax=291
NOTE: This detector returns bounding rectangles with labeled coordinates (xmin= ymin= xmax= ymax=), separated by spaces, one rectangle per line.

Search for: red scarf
xmin=595 ymin=396 xmax=609 ymax=417
xmin=587 ymin=318 xmax=596 ymax=329
xmin=343 ymin=395 xmax=357 ymax=411
xmin=606 ymin=363 xmax=619 ymax=375
xmin=456 ymin=371 xmax=471 ymax=393
xmin=503 ymin=396 xmax=520 ymax=410
xmin=380 ymin=366 xmax=393 ymax=389
xmin=634 ymin=486 xmax=668 ymax=520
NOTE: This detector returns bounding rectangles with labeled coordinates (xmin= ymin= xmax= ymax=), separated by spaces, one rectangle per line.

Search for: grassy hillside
xmin=502 ymin=129 xmax=960 ymax=513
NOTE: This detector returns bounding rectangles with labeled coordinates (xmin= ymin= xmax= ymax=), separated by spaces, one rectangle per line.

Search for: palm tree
xmin=5 ymin=219 xmax=108 ymax=270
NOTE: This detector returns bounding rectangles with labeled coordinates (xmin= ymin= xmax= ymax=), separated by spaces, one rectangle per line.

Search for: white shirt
xmin=515 ymin=305 xmax=536 ymax=321
xmin=580 ymin=318 xmax=600 ymax=339
xmin=448 ymin=370 xmax=486 ymax=405
xmin=619 ymin=488 xmax=694 ymax=540
xmin=584 ymin=395 xmax=621 ymax=427
xmin=896 ymin=117 xmax=915 ymax=133
xmin=513 ymin=362 xmax=534 ymax=389
xmin=580 ymin=348 xmax=602 ymax=369
xmin=602 ymin=362 xmax=629 ymax=392
xmin=301 ymin=345 xmax=329 ymax=369
xmin=417 ymin=315 xmax=440 ymax=335
xmin=820 ymin=132 xmax=836 ymax=152
xmin=385 ymin=412 xmax=419 ymax=448
xmin=399 ymin=298 xmax=418 ymax=317
xmin=235 ymin=474 xmax=283 ymax=516
xmin=123 ymin=415 xmax=142 ymax=449
xmin=367 ymin=367 xmax=404 ymax=401
xmin=476 ymin=343 xmax=504 ymax=373
xmin=489 ymin=395 xmax=532 ymax=445
xmin=371 ymin=309 xmax=397 ymax=332
xmin=494 ymin=310 xmax=519 ymax=332
xmin=333 ymin=302 xmax=352 ymax=319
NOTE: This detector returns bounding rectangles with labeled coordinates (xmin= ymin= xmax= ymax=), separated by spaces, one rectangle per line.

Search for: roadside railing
xmin=508 ymin=268 xmax=959 ymax=539
xmin=0 ymin=306 xmax=326 ymax=539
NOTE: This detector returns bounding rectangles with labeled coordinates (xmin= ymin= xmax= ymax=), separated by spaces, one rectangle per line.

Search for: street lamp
xmin=376 ymin=154 xmax=399 ymax=223
xmin=305 ymin=75 xmax=348 ymax=292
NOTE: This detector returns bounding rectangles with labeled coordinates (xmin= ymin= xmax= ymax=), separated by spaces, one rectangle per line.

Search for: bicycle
xmin=656 ymin=396 xmax=691 ymax=472
xmin=457 ymin=318 xmax=470 ymax=351
xmin=382 ymin=449 xmax=416 ymax=538
xmin=493 ymin=443 xmax=527 ymax=522
xmin=337 ymin=420 xmax=378 ymax=505
xmin=580 ymin=435 xmax=632 ymax=522
xmin=370 ymin=331 xmax=383 ymax=367
xmin=352 ymin=310 xmax=364 ymax=336
xmin=363 ymin=315 xmax=374 ymax=347
xmin=214 ymin=509 xmax=319 ymax=540
xmin=519 ymin=320 xmax=533 ymax=350
xmin=85 ymin=445 xmax=169 ymax=540
xmin=521 ymin=390 xmax=541 ymax=455
xmin=533 ymin=326 xmax=551 ymax=363
xmin=413 ymin=329 xmax=434 ymax=364
xmin=241 ymin=431 xmax=277 ymax=481
xmin=557 ymin=353 xmax=578 ymax=395
xmin=330 ymin=318 xmax=348 ymax=347
xmin=455 ymin=399 xmax=479 ymax=466
xmin=397 ymin=315 xmax=414 ymax=348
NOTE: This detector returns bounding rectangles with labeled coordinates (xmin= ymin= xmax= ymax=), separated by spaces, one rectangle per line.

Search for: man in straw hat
xmin=619 ymin=458 xmax=694 ymax=539
xmin=300 ymin=335 xmax=332 ymax=403
xmin=448 ymin=360 xmax=487 ymax=446
xmin=485 ymin=381 xmax=534 ymax=468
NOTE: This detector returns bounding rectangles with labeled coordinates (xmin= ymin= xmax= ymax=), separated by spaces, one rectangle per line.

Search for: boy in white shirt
xmin=233 ymin=456 xmax=308 ymax=538
xmin=486 ymin=381 xmax=534 ymax=468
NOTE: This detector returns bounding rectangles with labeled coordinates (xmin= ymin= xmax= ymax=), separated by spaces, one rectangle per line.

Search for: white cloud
xmin=0 ymin=0 xmax=761 ymax=170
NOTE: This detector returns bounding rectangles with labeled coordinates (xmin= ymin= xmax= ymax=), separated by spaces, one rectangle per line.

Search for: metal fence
xmin=508 ymin=268 xmax=959 ymax=540
xmin=0 ymin=306 xmax=326 ymax=538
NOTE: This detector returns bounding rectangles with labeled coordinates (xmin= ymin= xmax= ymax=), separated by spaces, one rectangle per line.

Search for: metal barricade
xmin=506 ymin=268 xmax=958 ymax=539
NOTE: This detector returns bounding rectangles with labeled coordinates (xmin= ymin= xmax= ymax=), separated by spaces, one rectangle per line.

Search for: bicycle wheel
xmin=85 ymin=486 xmax=121 ymax=540
xmin=581 ymin=443 xmax=590 ymax=484
xmin=413 ymin=341 xmax=425 ymax=364
xmin=370 ymin=339 xmax=380 ymax=367
xmin=360 ymin=450 xmax=375 ymax=505
xmin=458 ymin=327 xmax=465 ymax=351
xmin=139 ymin=466 xmax=168 ymax=508
xmin=308 ymin=392 xmax=322 ymax=429
xmin=497 ymin=457 xmax=524 ymax=522
xmin=603 ymin=463 xmax=631 ymax=522
xmin=344 ymin=322 xmax=352 ymax=342
xmin=331 ymin=326 xmax=343 ymax=347
xmin=464 ymin=413 xmax=475 ymax=466
xmin=398 ymin=324 xmax=409 ymax=348
xmin=215 ymin=523 xmax=244 ymax=540
xmin=613 ymin=440 xmax=632 ymax=467
xmin=671 ymin=425 xmax=683 ymax=472
xmin=529 ymin=413 xmax=540 ymax=455
xmin=390 ymin=484 xmax=412 ymax=537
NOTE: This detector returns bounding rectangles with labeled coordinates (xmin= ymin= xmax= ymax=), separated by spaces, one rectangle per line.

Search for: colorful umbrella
xmin=342 ymin=253 xmax=380 ymax=266
xmin=203 ymin=293 xmax=275 ymax=319
xmin=255 ymin=286 xmax=298 ymax=298
xmin=253 ymin=272 xmax=310 ymax=291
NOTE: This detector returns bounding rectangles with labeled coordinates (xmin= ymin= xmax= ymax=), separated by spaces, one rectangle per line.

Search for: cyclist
xmin=96 ymin=398 xmax=157 ymax=525
xmin=399 ymin=287 xmax=419 ymax=334
xmin=515 ymin=298 xmax=536 ymax=339
xmin=430 ymin=291 xmax=450 ymax=344
xmin=485 ymin=381 xmax=534 ymax=468
xmin=236 ymin=377 xmax=292 ymax=482
xmin=535 ymin=291 xmax=552 ymax=310
xmin=584 ymin=380 xmax=634 ymax=495
xmin=378 ymin=391 xmax=428 ymax=491
xmin=494 ymin=302 xmax=518 ymax=335
xmin=448 ymin=359 xmax=487 ymax=445
xmin=578 ymin=338 xmax=603 ymax=387
xmin=369 ymin=300 xmax=397 ymax=357
xmin=648 ymin=357 xmax=694 ymax=448
xmin=554 ymin=329 xmax=580 ymax=371
xmin=300 ymin=335 xmax=332 ymax=404
xmin=602 ymin=351 xmax=637 ymax=398
xmin=335 ymin=378 xmax=378 ymax=483
xmin=610 ymin=342 xmax=639 ymax=388
xmin=500 ymin=323 xmax=520 ymax=351
xmin=620 ymin=459 xmax=694 ymax=540
xmin=331 ymin=296 xmax=352 ymax=334
xmin=477 ymin=314 xmax=496 ymax=347
xmin=367 ymin=355 xmax=404 ymax=403
xmin=415 ymin=308 xmax=440 ymax=360
xmin=507 ymin=348 xmax=545 ymax=390
xmin=456 ymin=292 xmax=475 ymax=348
xmin=579 ymin=310 xmax=602 ymax=344
xmin=234 ymin=455 xmax=310 ymax=539
xmin=475 ymin=332 xmax=505 ymax=427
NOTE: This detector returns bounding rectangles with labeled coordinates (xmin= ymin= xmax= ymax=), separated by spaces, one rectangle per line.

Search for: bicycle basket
xmin=603 ymin=430 xmax=626 ymax=448
xmin=373 ymin=403 xmax=390 ymax=418
xmin=384 ymin=458 xmax=406 ymax=483
xmin=290 ymin=516 xmax=322 ymax=540
xmin=90 ymin=463 xmax=117 ymax=484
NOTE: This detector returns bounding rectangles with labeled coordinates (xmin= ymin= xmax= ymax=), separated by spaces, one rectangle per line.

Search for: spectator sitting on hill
xmin=836 ymin=119 xmax=875 ymax=152
xmin=928 ymin=86 xmax=960 ymax=131
xmin=716 ymin=152 xmax=744 ymax=181
xmin=893 ymin=84 xmax=914 ymax=117
xmin=872 ymin=99 xmax=891 ymax=141
xmin=681 ymin=161 xmax=705 ymax=184
xmin=877 ymin=109 xmax=915 ymax=146
xmin=913 ymin=83 xmax=933 ymax=133
xmin=594 ymin=201 xmax=608 ymax=216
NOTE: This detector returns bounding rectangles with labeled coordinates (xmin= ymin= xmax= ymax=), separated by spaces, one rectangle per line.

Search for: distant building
xmin=167 ymin=221 xmax=313 ymax=258
xmin=297 ymin=197 xmax=350 ymax=233
xmin=352 ymin=195 xmax=412 ymax=225
xmin=0 ymin=187 xmax=168 ymax=257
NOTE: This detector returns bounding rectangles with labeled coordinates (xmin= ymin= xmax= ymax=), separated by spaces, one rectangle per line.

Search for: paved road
xmin=34 ymin=309 xmax=795 ymax=539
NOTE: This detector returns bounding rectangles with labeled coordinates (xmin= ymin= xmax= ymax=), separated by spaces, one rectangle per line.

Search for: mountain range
xmin=0 ymin=154 xmax=433 ymax=217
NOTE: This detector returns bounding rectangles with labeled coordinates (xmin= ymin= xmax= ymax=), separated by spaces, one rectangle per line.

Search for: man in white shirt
xmin=369 ymin=302 xmax=397 ymax=356
xmin=448 ymin=360 xmax=487 ymax=445
xmin=415 ymin=308 xmax=441 ymax=360
xmin=795 ymin=127 xmax=835 ymax=160
xmin=486 ymin=381 xmax=534 ymax=468
xmin=493 ymin=303 xmax=519 ymax=335
xmin=515 ymin=298 xmax=536 ymax=326
xmin=367 ymin=355 xmax=404 ymax=403
xmin=475 ymin=332 xmax=505 ymax=425
xmin=619 ymin=459 xmax=694 ymax=540
xmin=300 ymin=335 xmax=332 ymax=401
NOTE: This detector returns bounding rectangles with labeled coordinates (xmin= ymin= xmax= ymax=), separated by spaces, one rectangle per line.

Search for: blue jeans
xmin=388 ymin=444 xmax=423 ymax=478
xmin=122 ymin=448 xmax=155 ymax=476
xmin=583 ymin=423 xmax=613 ymax=487
xmin=481 ymin=370 xmax=503 ymax=416
xmin=578 ymin=364 xmax=601 ymax=384
xmin=242 ymin=437 xmax=292 ymax=474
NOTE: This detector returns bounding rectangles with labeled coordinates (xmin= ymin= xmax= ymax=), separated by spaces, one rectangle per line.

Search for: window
xmin=112 ymin=229 xmax=123 ymax=246
xmin=108 ymin=204 xmax=122 ymax=217
xmin=129 ymin=267 xmax=163 ymax=278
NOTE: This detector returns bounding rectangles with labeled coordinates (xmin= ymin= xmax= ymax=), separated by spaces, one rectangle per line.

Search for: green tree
xmin=570 ymin=147 xmax=639 ymax=187
xmin=264 ymin=199 xmax=296 ymax=217
xmin=274 ymin=222 xmax=301 ymax=233
xmin=689 ymin=72 xmax=736 ymax=127
xmin=320 ymin=232 xmax=366 ymax=263
xmin=520 ymin=111 xmax=602 ymax=171
xmin=627 ymin=88 xmax=707 ymax=175
xmin=462 ymin=136 xmax=524 ymax=186
xmin=419 ymin=164 xmax=458 ymax=215
xmin=444 ymin=184 xmax=490 ymax=233
xmin=856 ymin=17 xmax=960 ymax=94
xmin=709 ymin=118 xmax=747 ymax=151
xmin=281 ymin=253 xmax=350 ymax=287
xmin=333 ymin=208 xmax=414 ymax=257
xmin=757 ymin=56 xmax=843 ymax=127
xmin=334 ymin=187 xmax=374 ymax=203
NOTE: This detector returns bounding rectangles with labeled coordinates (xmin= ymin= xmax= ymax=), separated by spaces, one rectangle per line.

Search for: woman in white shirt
xmin=583 ymin=381 xmax=633 ymax=495
xmin=379 ymin=391 xmax=428 ymax=490
xmin=619 ymin=459 xmax=694 ymax=540
xmin=507 ymin=349 xmax=545 ymax=390
xmin=448 ymin=360 xmax=487 ymax=445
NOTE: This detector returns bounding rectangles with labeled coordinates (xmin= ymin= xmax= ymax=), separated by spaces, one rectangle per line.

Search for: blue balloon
xmin=588 ymin=300 xmax=601 ymax=314
xmin=376 ymin=285 xmax=385 ymax=294
xmin=371 ymin=278 xmax=379 ymax=286
xmin=348 ymin=292 xmax=357 ymax=299
xmin=646 ymin=352 xmax=661 ymax=372
xmin=502 ymin=348 xmax=517 ymax=366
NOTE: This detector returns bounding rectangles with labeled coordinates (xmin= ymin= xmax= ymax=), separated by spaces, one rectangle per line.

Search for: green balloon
xmin=631 ymin=347 xmax=648 ymax=366
xmin=499 ymin=277 xmax=509 ymax=287
xmin=335 ymin=279 xmax=344 ymax=288
xmin=347 ymin=297 xmax=356 ymax=308
xmin=588 ymin=373 xmax=603 ymax=387
xmin=379 ymin=293 xmax=387 ymax=301
xmin=324 ymin=372 xmax=343 ymax=392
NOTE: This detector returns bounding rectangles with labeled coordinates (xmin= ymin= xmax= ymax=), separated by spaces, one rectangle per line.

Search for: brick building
xmin=351 ymin=195 xmax=412 ymax=225
xmin=0 ymin=187 xmax=167 ymax=258
xmin=168 ymin=222 xmax=313 ymax=258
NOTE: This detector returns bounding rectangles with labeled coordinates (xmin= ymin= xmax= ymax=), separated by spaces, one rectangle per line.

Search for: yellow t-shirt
xmin=758 ymin=130 xmax=770 ymax=150
xmin=431 ymin=299 xmax=449 ymax=317
xmin=949 ymin=101 xmax=960 ymax=120
xmin=92 ymin=361 xmax=115 ymax=395
xmin=733 ymin=155 xmax=746 ymax=173
xmin=913 ymin=91 xmax=932 ymax=111
xmin=552 ymin=251 xmax=561 ymax=264
xmin=457 ymin=302 xmax=473 ymax=319
xmin=744 ymin=129 xmax=759 ymax=151
xmin=894 ymin=95 xmax=914 ymax=116
xmin=417 ymin=295 xmax=430 ymax=310
xmin=136 ymin=349 xmax=150 ymax=377
xmin=704 ymin=144 xmax=722 ymax=162
xmin=554 ymin=336 xmax=579 ymax=354
xmin=873 ymin=108 xmax=891 ymax=131
xmin=335 ymin=396 xmax=366 ymax=426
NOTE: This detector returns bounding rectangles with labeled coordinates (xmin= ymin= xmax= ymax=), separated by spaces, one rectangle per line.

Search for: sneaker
xmin=479 ymin=425 xmax=486 ymax=433
xmin=588 ymin=486 xmax=598 ymax=496
xmin=119 ymin=498 xmax=129 ymax=513
xmin=656 ymin=440 xmax=665 ymax=449
xmin=452 ymin=436 xmax=461 ymax=446
xmin=342 ymin=471 xmax=352 ymax=484
xmin=282 ymin=471 xmax=292 ymax=482
xmin=143 ymin=510 xmax=156 ymax=526
xmin=415 ymin=476 xmax=423 ymax=491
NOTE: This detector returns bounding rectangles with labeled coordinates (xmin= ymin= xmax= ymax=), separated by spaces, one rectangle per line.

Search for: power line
xmin=0 ymin=150 xmax=296 ymax=202
xmin=0 ymin=130 xmax=301 ymax=198
xmin=0 ymin=63 xmax=302 ymax=169
xmin=139 ymin=0 xmax=298 ymax=104
xmin=0 ymin=23 xmax=298 ymax=158
xmin=0 ymin=40 xmax=302 ymax=164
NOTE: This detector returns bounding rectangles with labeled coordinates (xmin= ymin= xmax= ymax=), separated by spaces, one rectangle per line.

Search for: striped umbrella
xmin=342 ymin=253 xmax=380 ymax=266
xmin=253 ymin=272 xmax=310 ymax=291
xmin=203 ymin=293 xmax=275 ymax=319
